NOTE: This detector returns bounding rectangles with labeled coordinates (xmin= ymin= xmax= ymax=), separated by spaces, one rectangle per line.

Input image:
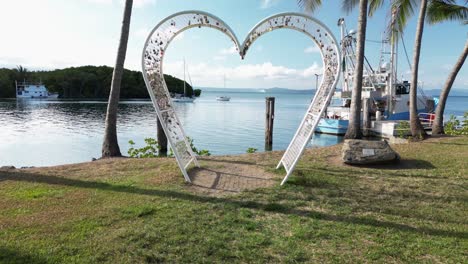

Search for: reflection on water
xmin=1 ymin=94 xmax=466 ymax=167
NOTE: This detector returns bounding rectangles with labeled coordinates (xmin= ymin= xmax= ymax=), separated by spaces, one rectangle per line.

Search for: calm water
xmin=1 ymin=92 xmax=467 ymax=167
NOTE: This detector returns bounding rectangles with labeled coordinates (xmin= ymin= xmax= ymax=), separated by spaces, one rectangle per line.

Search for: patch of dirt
xmin=187 ymin=156 xmax=280 ymax=197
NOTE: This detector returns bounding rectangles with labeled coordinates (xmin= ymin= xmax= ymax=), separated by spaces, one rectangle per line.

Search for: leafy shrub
xmin=395 ymin=121 xmax=410 ymax=138
xmin=445 ymin=112 xmax=468 ymax=136
xmin=128 ymin=137 xmax=211 ymax=158
xmin=187 ymin=137 xmax=211 ymax=156
xmin=246 ymin=147 xmax=258 ymax=153
xmin=128 ymin=138 xmax=160 ymax=158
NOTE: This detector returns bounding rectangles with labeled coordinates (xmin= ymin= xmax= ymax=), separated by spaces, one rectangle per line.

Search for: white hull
xmin=16 ymin=81 xmax=58 ymax=99
xmin=216 ymin=96 xmax=230 ymax=101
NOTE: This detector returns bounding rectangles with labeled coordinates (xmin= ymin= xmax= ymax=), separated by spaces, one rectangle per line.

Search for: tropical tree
xmin=102 ymin=0 xmax=133 ymax=158
xmin=298 ymin=0 xmax=385 ymax=139
xmin=432 ymin=39 xmax=467 ymax=134
xmin=429 ymin=1 xmax=468 ymax=134
xmin=393 ymin=0 xmax=467 ymax=138
xmin=14 ymin=65 xmax=29 ymax=82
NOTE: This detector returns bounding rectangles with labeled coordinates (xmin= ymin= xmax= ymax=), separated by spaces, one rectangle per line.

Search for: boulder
xmin=342 ymin=139 xmax=400 ymax=165
xmin=0 ymin=166 xmax=16 ymax=170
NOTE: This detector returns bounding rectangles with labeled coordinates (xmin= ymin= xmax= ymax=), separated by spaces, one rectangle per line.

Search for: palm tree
xmin=432 ymin=39 xmax=468 ymax=134
xmin=15 ymin=65 xmax=29 ymax=82
xmin=393 ymin=0 xmax=467 ymax=138
xmin=429 ymin=1 xmax=468 ymax=134
xmin=298 ymin=0 xmax=384 ymax=139
xmin=343 ymin=0 xmax=369 ymax=139
xmin=410 ymin=0 xmax=429 ymax=139
xmin=101 ymin=0 xmax=133 ymax=158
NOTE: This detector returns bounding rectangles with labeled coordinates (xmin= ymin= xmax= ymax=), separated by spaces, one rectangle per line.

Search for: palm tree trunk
xmin=157 ymin=118 xmax=168 ymax=156
xmin=101 ymin=0 xmax=133 ymax=158
xmin=345 ymin=0 xmax=367 ymax=139
xmin=432 ymin=39 xmax=468 ymax=135
xmin=409 ymin=0 xmax=428 ymax=139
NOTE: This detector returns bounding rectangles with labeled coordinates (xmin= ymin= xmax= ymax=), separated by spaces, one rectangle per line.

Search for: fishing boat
xmin=15 ymin=81 xmax=59 ymax=99
xmin=216 ymin=74 xmax=230 ymax=101
xmin=216 ymin=96 xmax=231 ymax=101
xmin=172 ymin=59 xmax=195 ymax=103
xmin=316 ymin=18 xmax=431 ymax=135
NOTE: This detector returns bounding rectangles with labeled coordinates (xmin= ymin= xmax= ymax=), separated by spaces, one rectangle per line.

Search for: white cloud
xmin=304 ymin=46 xmax=321 ymax=53
xmin=260 ymin=0 xmax=280 ymax=9
xmin=133 ymin=0 xmax=156 ymax=8
xmin=135 ymin=28 xmax=150 ymax=38
xmin=219 ymin=46 xmax=238 ymax=55
xmin=163 ymin=61 xmax=324 ymax=89
xmin=213 ymin=56 xmax=226 ymax=61
xmin=83 ymin=0 xmax=156 ymax=8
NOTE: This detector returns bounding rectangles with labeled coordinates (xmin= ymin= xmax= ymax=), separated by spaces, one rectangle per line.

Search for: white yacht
xmin=216 ymin=74 xmax=230 ymax=101
xmin=172 ymin=59 xmax=195 ymax=103
xmin=16 ymin=81 xmax=59 ymax=99
xmin=216 ymin=96 xmax=230 ymax=101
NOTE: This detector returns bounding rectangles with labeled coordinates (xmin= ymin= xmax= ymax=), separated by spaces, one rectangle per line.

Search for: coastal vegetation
xmin=0 ymin=66 xmax=198 ymax=99
xmin=0 ymin=136 xmax=466 ymax=262
xmin=128 ymin=137 xmax=211 ymax=158
xmin=444 ymin=111 xmax=468 ymax=135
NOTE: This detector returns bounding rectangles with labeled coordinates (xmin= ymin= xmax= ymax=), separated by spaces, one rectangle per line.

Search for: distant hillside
xmin=200 ymin=87 xmax=314 ymax=94
xmin=424 ymin=89 xmax=468 ymax=97
xmin=0 ymin=66 xmax=199 ymax=99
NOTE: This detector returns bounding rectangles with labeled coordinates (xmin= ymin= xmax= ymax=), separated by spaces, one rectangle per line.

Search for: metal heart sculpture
xmin=142 ymin=11 xmax=340 ymax=185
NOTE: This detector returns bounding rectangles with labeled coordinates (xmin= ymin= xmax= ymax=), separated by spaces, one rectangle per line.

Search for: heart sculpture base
xmin=142 ymin=11 xmax=341 ymax=185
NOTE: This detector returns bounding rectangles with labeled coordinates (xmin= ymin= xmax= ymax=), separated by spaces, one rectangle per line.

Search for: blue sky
xmin=0 ymin=0 xmax=466 ymax=89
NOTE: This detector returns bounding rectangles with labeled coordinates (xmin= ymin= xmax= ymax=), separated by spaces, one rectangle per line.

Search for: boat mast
xmin=387 ymin=7 xmax=399 ymax=118
xmin=338 ymin=18 xmax=347 ymax=92
xmin=183 ymin=58 xmax=186 ymax=97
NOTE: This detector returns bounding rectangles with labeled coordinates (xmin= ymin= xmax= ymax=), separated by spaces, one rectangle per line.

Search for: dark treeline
xmin=0 ymin=65 xmax=201 ymax=99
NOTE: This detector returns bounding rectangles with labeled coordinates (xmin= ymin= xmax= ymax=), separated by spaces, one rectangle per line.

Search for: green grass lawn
xmin=0 ymin=136 xmax=467 ymax=263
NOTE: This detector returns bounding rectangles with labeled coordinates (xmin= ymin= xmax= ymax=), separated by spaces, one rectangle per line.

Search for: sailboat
xmin=172 ymin=59 xmax=195 ymax=103
xmin=216 ymin=74 xmax=231 ymax=101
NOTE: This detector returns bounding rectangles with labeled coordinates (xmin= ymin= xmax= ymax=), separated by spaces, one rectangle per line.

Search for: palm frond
xmin=368 ymin=0 xmax=385 ymax=17
xmin=342 ymin=0 xmax=361 ymax=14
xmin=426 ymin=0 xmax=468 ymax=24
xmin=390 ymin=0 xmax=419 ymax=41
xmin=297 ymin=0 xmax=322 ymax=13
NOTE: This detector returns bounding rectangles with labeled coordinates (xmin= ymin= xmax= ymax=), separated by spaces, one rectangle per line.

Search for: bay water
xmin=0 ymin=91 xmax=467 ymax=167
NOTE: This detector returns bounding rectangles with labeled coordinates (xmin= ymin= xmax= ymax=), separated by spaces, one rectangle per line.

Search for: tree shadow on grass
xmin=295 ymin=167 xmax=444 ymax=181
xmin=0 ymin=246 xmax=47 ymax=264
xmin=0 ymin=170 xmax=466 ymax=240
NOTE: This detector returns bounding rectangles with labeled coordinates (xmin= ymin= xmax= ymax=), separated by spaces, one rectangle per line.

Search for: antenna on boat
xmin=183 ymin=57 xmax=186 ymax=96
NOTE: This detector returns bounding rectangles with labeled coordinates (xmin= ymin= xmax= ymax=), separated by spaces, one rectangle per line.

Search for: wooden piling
xmin=157 ymin=118 xmax=168 ymax=156
xmin=265 ymin=97 xmax=275 ymax=151
xmin=362 ymin=98 xmax=371 ymax=136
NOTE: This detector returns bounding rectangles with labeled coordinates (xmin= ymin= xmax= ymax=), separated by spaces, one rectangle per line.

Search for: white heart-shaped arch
xmin=142 ymin=11 xmax=341 ymax=185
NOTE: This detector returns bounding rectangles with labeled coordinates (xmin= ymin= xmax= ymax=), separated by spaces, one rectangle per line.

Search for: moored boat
xmin=16 ymin=81 xmax=58 ymax=99
xmin=172 ymin=59 xmax=196 ymax=103
xmin=216 ymin=96 xmax=230 ymax=101
xmin=315 ymin=18 xmax=431 ymax=135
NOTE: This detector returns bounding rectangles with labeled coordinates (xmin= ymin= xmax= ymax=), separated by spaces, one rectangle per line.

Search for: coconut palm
xmin=15 ymin=65 xmax=29 ymax=82
xmin=432 ymin=39 xmax=468 ymax=134
xmin=392 ymin=0 xmax=467 ymax=138
xmin=298 ymin=0 xmax=385 ymax=139
xmin=428 ymin=1 xmax=468 ymax=134
xmin=102 ymin=0 xmax=133 ymax=158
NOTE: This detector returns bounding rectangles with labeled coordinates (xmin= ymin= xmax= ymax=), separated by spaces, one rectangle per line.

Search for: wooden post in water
xmin=362 ymin=98 xmax=371 ymax=137
xmin=157 ymin=118 xmax=168 ymax=156
xmin=265 ymin=97 xmax=275 ymax=151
